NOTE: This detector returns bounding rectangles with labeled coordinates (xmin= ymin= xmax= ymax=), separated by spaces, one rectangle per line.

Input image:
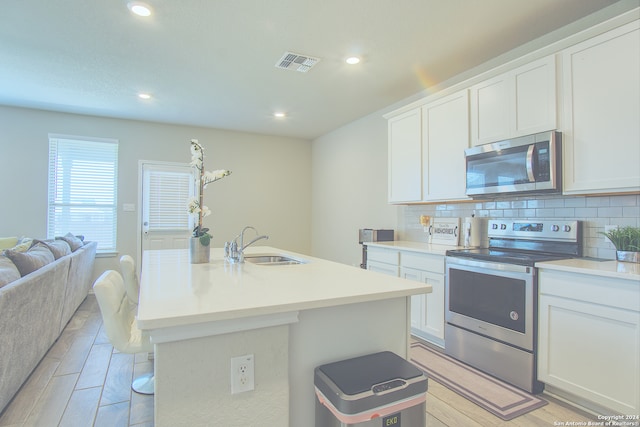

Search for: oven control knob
xmin=492 ymin=223 xmax=499 ymax=230
xmin=551 ymin=225 xmax=560 ymax=232
xmin=563 ymin=225 xmax=571 ymax=232
xmin=500 ymin=223 xmax=507 ymax=230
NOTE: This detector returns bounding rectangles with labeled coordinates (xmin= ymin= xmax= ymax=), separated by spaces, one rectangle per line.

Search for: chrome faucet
xmin=225 ymin=226 xmax=269 ymax=263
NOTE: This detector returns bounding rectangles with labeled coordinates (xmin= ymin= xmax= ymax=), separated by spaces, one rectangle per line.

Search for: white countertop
xmin=365 ymin=240 xmax=463 ymax=256
xmin=536 ymin=258 xmax=640 ymax=281
xmin=367 ymin=241 xmax=640 ymax=282
xmin=137 ymin=246 xmax=431 ymax=330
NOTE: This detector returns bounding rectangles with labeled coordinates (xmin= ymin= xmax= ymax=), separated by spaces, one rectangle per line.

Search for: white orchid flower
xmin=202 ymin=169 xmax=231 ymax=188
xmin=188 ymin=139 xmax=231 ymax=239
xmin=186 ymin=197 xmax=201 ymax=214
xmin=190 ymin=157 xmax=203 ymax=169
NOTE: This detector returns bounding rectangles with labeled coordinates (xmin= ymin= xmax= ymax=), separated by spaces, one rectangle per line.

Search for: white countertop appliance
xmin=444 ymin=219 xmax=582 ymax=393
xmin=465 ymin=131 xmax=561 ymax=197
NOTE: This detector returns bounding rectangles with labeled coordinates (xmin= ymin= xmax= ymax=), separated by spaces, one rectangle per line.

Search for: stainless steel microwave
xmin=465 ymin=131 xmax=561 ymax=197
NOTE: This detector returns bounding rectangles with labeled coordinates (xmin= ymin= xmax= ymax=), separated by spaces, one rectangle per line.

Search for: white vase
xmin=189 ymin=237 xmax=210 ymax=264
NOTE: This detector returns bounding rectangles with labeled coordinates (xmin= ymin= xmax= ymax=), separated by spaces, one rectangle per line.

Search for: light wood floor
xmin=0 ymin=295 xmax=153 ymax=427
xmin=0 ymin=295 xmax=594 ymax=427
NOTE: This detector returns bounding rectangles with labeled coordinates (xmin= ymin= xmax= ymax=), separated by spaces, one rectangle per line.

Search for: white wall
xmin=311 ymin=110 xmax=398 ymax=266
xmin=0 ymin=105 xmax=311 ymax=279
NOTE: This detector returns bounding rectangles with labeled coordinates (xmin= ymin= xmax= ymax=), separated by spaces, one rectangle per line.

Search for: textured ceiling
xmin=0 ymin=0 xmax=631 ymax=139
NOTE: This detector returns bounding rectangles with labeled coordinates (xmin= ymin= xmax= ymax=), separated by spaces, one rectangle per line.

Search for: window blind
xmin=47 ymin=136 xmax=118 ymax=253
xmin=144 ymin=167 xmax=193 ymax=231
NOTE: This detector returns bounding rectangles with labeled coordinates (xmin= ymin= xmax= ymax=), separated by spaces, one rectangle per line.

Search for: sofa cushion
xmin=0 ymin=256 xmax=20 ymax=288
xmin=0 ymin=237 xmax=19 ymax=250
xmin=56 ymin=233 xmax=84 ymax=252
xmin=35 ymin=239 xmax=71 ymax=260
xmin=4 ymin=237 xmax=34 ymax=253
xmin=4 ymin=243 xmax=55 ymax=276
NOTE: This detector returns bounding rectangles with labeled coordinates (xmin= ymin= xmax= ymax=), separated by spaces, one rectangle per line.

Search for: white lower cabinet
xmin=366 ymin=246 xmax=399 ymax=277
xmin=366 ymin=246 xmax=446 ymax=347
xmin=538 ymin=269 xmax=640 ymax=414
xmin=367 ymin=260 xmax=399 ymax=276
xmin=400 ymin=252 xmax=445 ymax=348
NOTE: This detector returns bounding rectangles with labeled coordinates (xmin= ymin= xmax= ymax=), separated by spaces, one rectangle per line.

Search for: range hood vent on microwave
xmin=464 ymin=131 xmax=562 ymax=198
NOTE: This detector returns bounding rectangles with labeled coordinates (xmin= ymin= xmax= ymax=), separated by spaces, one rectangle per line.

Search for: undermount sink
xmin=244 ymin=254 xmax=306 ymax=266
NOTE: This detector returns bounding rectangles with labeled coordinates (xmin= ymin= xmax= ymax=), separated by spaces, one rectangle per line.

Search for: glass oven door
xmin=445 ymin=256 xmax=536 ymax=351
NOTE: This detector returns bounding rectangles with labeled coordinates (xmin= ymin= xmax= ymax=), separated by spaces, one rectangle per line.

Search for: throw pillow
xmin=56 ymin=232 xmax=84 ymax=252
xmin=9 ymin=237 xmax=33 ymax=253
xmin=35 ymin=239 xmax=71 ymax=260
xmin=4 ymin=243 xmax=55 ymax=276
xmin=0 ymin=256 xmax=21 ymax=288
xmin=0 ymin=237 xmax=19 ymax=250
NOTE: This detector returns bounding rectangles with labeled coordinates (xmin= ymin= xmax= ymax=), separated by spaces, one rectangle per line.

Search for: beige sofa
xmin=0 ymin=240 xmax=97 ymax=414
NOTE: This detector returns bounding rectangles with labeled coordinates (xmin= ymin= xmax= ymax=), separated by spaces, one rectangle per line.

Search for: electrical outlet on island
xmin=231 ymin=354 xmax=255 ymax=394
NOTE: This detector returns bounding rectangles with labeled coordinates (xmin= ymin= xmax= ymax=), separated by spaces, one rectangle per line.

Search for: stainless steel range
xmin=445 ymin=219 xmax=582 ymax=393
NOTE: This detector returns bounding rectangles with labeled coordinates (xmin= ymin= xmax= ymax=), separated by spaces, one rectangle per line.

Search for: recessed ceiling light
xmin=128 ymin=2 xmax=152 ymax=17
xmin=346 ymin=56 xmax=361 ymax=65
xmin=273 ymin=112 xmax=286 ymax=118
xmin=138 ymin=93 xmax=152 ymax=100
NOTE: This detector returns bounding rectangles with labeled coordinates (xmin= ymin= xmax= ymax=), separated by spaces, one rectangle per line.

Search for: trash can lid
xmin=316 ymin=351 xmax=423 ymax=396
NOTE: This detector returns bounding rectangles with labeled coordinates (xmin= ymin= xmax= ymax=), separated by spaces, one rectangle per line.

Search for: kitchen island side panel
xmin=153 ymin=324 xmax=290 ymax=427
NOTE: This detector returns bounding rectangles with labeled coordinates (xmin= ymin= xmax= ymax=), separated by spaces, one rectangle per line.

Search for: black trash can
xmin=315 ymin=351 xmax=428 ymax=427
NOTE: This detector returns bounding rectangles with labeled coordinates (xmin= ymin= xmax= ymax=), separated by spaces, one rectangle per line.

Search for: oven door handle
xmin=446 ymin=256 xmax=532 ymax=275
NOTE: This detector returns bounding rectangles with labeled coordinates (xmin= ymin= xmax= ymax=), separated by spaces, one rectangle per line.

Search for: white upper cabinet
xmin=470 ymin=55 xmax=557 ymax=146
xmin=512 ymin=56 xmax=557 ymax=137
xmin=387 ymin=90 xmax=470 ymax=204
xmin=386 ymin=14 xmax=638 ymax=202
xmin=421 ymin=90 xmax=470 ymax=202
xmin=469 ymin=73 xmax=510 ymax=145
xmin=388 ymin=108 xmax=422 ymax=203
xmin=561 ymin=20 xmax=640 ymax=195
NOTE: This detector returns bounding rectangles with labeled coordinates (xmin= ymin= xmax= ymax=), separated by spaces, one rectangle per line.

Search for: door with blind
xmin=140 ymin=162 xmax=195 ymax=259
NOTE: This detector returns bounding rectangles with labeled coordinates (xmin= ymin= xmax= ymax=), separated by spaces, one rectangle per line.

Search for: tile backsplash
xmin=399 ymin=194 xmax=640 ymax=260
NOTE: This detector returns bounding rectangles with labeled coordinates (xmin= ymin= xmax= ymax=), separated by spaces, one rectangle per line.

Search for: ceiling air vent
xmin=275 ymin=51 xmax=320 ymax=73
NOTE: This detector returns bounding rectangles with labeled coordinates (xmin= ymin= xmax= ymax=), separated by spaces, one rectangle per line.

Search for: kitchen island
xmin=137 ymin=246 xmax=431 ymax=426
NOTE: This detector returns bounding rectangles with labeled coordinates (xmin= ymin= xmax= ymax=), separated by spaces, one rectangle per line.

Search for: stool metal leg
xmin=132 ymin=373 xmax=155 ymax=395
